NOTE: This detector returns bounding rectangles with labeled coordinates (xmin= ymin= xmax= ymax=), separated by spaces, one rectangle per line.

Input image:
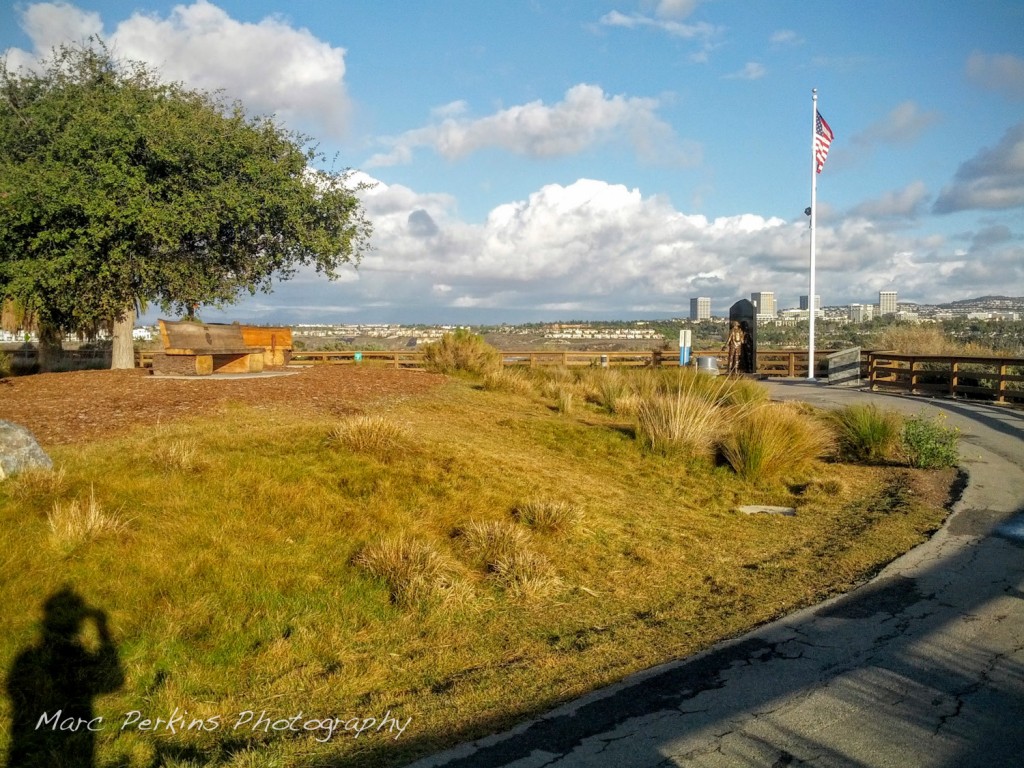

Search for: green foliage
xmin=828 ymin=404 xmax=904 ymax=463
xmin=0 ymin=350 xmax=10 ymax=378
xmin=0 ymin=42 xmax=371 ymax=338
xmin=901 ymin=413 xmax=960 ymax=469
xmin=421 ymin=329 xmax=502 ymax=376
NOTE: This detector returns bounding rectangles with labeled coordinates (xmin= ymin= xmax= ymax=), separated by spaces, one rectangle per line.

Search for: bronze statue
xmin=724 ymin=321 xmax=746 ymax=375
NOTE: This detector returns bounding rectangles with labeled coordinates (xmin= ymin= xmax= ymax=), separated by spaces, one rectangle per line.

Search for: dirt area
xmin=0 ymin=365 xmax=446 ymax=447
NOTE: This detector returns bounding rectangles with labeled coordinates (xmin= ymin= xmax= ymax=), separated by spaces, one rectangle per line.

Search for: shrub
xmin=901 ymin=413 xmax=960 ymax=469
xmin=513 ymin=499 xmax=583 ymax=534
xmin=0 ymin=351 xmax=11 ymax=378
xmin=354 ymin=535 xmax=464 ymax=608
xmin=720 ymin=403 xmax=832 ymax=482
xmin=828 ymin=404 xmax=903 ymax=463
xmin=421 ymin=329 xmax=502 ymax=376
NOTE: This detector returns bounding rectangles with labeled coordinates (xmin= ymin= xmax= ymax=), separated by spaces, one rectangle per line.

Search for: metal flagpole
xmin=808 ymin=88 xmax=818 ymax=380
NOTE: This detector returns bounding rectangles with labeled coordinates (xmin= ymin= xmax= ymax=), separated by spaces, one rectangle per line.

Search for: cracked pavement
xmin=407 ymin=384 xmax=1024 ymax=768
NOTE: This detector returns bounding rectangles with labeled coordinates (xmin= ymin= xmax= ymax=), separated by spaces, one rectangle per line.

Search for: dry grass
xmin=876 ymin=324 xmax=997 ymax=356
xmin=720 ymin=402 xmax=833 ymax=482
xmin=0 ymin=371 xmax=959 ymax=768
xmin=457 ymin=520 xmax=529 ymax=568
xmin=491 ymin=549 xmax=561 ymax=600
xmin=513 ymin=499 xmax=583 ymax=535
xmin=635 ymin=387 xmax=724 ymax=459
xmin=330 ymin=414 xmax=410 ymax=458
xmin=9 ymin=465 xmax=67 ymax=501
xmin=152 ymin=438 xmax=202 ymax=473
xmin=353 ymin=534 xmax=466 ymax=608
xmin=556 ymin=385 xmax=576 ymax=415
xmin=47 ymin=486 xmax=127 ymax=549
xmin=483 ymin=368 xmax=536 ymax=396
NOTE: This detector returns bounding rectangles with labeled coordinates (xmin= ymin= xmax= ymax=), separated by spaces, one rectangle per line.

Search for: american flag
xmin=815 ymin=110 xmax=834 ymax=173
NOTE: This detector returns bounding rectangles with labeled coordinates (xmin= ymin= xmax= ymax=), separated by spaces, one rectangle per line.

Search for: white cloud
xmin=4 ymin=1 xmax=351 ymax=137
xmin=933 ymin=122 xmax=1024 ymax=213
xmin=365 ymin=84 xmax=700 ymax=168
xmin=769 ymin=29 xmax=802 ymax=48
xmin=849 ymin=181 xmax=930 ymax=220
xmin=852 ymin=101 xmax=942 ymax=148
xmin=597 ymin=8 xmax=720 ymax=61
xmin=724 ymin=62 xmax=765 ymax=80
xmin=652 ymin=0 xmax=700 ymax=19
xmin=188 ymin=174 xmax=1021 ymax=323
xmin=966 ymin=51 xmax=1024 ymax=101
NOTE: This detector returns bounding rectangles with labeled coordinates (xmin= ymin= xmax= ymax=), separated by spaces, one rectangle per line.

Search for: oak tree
xmin=0 ymin=43 xmax=371 ymax=368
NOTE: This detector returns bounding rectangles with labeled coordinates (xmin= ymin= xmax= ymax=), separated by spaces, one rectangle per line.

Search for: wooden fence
xmin=16 ymin=347 xmax=1023 ymax=404
xmin=868 ymin=352 xmax=1024 ymax=404
xmin=280 ymin=348 xmax=838 ymax=378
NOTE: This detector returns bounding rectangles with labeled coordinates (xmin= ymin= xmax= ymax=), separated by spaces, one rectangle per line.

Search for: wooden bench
xmin=238 ymin=325 xmax=293 ymax=367
xmin=153 ymin=320 xmax=266 ymax=376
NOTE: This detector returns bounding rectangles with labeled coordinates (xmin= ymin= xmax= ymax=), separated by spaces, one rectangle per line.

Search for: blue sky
xmin=2 ymin=0 xmax=1022 ymax=324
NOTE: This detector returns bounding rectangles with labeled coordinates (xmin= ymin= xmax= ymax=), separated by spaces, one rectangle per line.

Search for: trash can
xmin=696 ymin=356 xmax=719 ymax=375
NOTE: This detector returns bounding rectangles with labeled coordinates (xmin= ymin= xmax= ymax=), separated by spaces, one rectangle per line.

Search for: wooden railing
xmin=22 ymin=347 xmax=1022 ymax=403
xmin=281 ymin=348 xmax=840 ymax=378
xmin=868 ymin=352 xmax=1024 ymax=404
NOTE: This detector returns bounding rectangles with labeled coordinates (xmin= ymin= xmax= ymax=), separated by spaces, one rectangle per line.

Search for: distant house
xmin=132 ymin=327 xmax=154 ymax=341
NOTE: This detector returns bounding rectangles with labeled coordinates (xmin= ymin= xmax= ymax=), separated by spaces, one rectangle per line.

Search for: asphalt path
xmin=408 ymin=383 xmax=1024 ymax=768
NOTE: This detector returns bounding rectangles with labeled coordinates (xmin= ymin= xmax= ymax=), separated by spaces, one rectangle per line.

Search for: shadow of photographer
xmin=6 ymin=586 xmax=124 ymax=767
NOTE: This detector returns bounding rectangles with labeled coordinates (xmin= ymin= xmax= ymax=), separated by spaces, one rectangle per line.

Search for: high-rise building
xmin=879 ymin=290 xmax=898 ymax=316
xmin=799 ymin=295 xmax=821 ymax=311
xmin=849 ymin=303 xmax=874 ymax=323
xmin=751 ymin=291 xmax=776 ymax=322
xmin=690 ymin=297 xmax=711 ymax=321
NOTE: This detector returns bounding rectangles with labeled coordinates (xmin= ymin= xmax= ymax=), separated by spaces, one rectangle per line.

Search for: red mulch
xmin=0 ymin=366 xmax=446 ymax=447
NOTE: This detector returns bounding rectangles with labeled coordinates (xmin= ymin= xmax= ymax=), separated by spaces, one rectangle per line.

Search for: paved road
xmin=409 ymin=384 xmax=1024 ymax=768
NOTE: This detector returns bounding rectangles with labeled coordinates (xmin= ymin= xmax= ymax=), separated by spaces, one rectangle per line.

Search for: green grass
xmin=0 ymin=374 xmax=955 ymax=768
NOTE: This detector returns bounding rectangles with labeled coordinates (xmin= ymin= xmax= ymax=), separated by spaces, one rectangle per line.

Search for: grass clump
xmin=329 ymin=414 xmax=409 ymax=458
xmin=721 ymin=402 xmax=832 ymax=482
xmin=635 ymin=372 xmax=732 ymax=459
xmin=513 ymin=499 xmax=583 ymax=534
xmin=556 ymin=385 xmax=576 ymax=415
xmin=901 ymin=412 xmax=960 ymax=468
xmin=422 ymin=329 xmax=502 ymax=376
xmin=354 ymin=535 xmax=464 ymax=608
xmin=457 ymin=520 xmax=528 ymax=568
xmin=828 ymin=404 xmax=903 ymax=463
xmin=152 ymin=438 xmax=202 ymax=473
xmin=483 ymin=368 xmax=536 ymax=396
xmin=47 ymin=486 xmax=127 ymax=549
xmin=492 ymin=549 xmax=561 ymax=600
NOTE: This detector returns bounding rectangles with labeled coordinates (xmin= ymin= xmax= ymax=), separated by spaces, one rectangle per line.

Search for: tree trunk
xmin=111 ymin=306 xmax=136 ymax=370
xmin=37 ymin=322 xmax=64 ymax=372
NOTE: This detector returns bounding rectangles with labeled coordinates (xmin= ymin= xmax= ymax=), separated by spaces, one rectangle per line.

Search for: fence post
xmin=998 ymin=361 xmax=1008 ymax=404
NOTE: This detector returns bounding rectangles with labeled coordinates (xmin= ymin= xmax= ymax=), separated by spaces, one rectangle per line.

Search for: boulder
xmin=0 ymin=420 xmax=53 ymax=480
